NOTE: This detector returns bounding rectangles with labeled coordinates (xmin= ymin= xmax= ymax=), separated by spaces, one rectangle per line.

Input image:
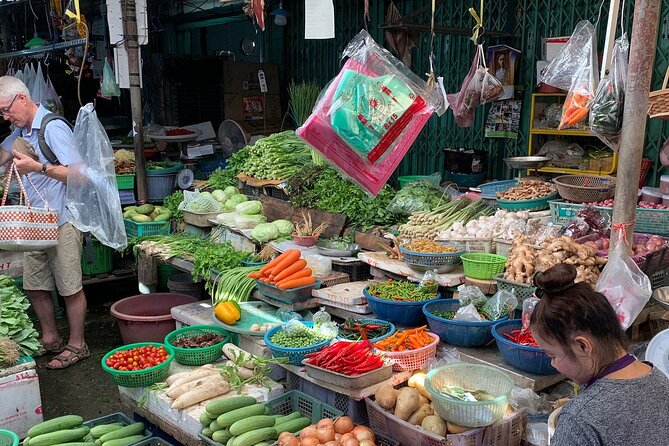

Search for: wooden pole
xmin=121 ymin=0 xmax=147 ymax=204
xmin=600 ymin=0 xmax=621 ymax=79
xmin=611 ymin=0 xmax=661 ymax=247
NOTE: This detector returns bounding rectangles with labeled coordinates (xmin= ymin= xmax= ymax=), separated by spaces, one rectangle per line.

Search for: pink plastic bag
xmin=447 ymin=48 xmax=480 ymax=128
xmin=297 ymin=30 xmax=445 ymax=196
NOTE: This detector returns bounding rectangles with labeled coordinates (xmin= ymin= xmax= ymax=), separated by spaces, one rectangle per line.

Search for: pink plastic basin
xmin=110 ymin=293 xmax=198 ymax=344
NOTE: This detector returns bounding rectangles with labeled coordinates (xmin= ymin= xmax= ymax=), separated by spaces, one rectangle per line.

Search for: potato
xmin=447 ymin=421 xmax=470 ymax=434
xmin=418 ymin=395 xmax=429 ymax=407
xmin=407 ymin=404 xmax=433 ymax=426
xmin=407 ymin=372 xmax=431 ymax=400
xmin=375 ymin=384 xmax=398 ymax=410
xmin=394 ymin=387 xmax=420 ymax=421
xmin=422 ymin=415 xmax=447 ymax=436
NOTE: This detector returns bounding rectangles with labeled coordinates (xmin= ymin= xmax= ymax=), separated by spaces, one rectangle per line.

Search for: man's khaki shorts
xmin=23 ymin=223 xmax=83 ymax=296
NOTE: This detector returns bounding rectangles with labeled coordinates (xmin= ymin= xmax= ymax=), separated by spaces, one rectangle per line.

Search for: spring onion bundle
xmin=209 ymin=266 xmax=261 ymax=305
xmin=399 ymin=198 xmax=495 ymax=239
xmin=242 ymin=131 xmax=312 ymax=180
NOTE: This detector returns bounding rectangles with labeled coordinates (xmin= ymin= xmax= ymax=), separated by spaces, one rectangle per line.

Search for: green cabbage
xmin=224 ymin=186 xmax=239 ymax=196
xmin=272 ymin=219 xmax=294 ymax=237
xmin=251 ymin=222 xmax=279 ymax=242
xmin=216 ymin=212 xmax=236 ymax=226
xmin=235 ymin=213 xmax=266 ymax=229
xmin=224 ymin=194 xmax=248 ymax=210
xmin=236 ymin=200 xmax=263 ymax=215
xmin=212 ymin=189 xmax=227 ymax=202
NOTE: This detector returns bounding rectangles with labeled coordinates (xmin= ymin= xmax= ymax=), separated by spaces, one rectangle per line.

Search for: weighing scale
xmin=146 ymin=127 xmax=203 ymax=190
xmin=504 ymin=156 xmax=552 ymax=180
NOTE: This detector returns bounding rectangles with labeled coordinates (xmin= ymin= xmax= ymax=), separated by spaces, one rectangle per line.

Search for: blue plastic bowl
xmin=491 ymin=320 xmax=558 ymax=375
xmin=423 ymin=300 xmax=509 ymax=347
xmin=363 ymin=286 xmax=441 ymax=326
xmin=264 ymin=322 xmax=330 ymax=365
xmin=242 ymin=259 xmax=269 ymax=267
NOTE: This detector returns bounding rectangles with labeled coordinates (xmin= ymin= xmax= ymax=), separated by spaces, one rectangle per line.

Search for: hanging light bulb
xmin=270 ymin=1 xmax=290 ymax=26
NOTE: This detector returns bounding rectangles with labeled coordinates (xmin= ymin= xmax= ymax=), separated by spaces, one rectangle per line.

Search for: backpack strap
xmin=37 ymin=113 xmax=73 ymax=165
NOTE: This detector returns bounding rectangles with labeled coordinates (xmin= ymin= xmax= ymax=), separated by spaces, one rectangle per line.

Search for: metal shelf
xmin=0 ymin=38 xmax=87 ymax=59
xmin=530 ymin=128 xmax=593 ymax=137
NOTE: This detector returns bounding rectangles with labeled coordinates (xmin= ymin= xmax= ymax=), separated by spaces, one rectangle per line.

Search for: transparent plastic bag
xmin=558 ymin=22 xmax=598 ymax=129
xmin=275 ymin=309 xmax=302 ymax=322
xmin=447 ymin=47 xmax=481 ymax=128
xmin=480 ymin=46 xmax=504 ymax=104
xmin=315 ymin=321 xmax=339 ymax=339
xmin=456 ymin=284 xmax=487 ymax=306
xmin=313 ymin=307 xmax=332 ymax=328
xmin=65 ymin=103 xmax=127 ymax=249
xmin=522 ymin=296 xmax=540 ymax=331
xmin=179 ymin=190 xmax=222 ymax=213
xmin=101 ymin=58 xmax=121 ymax=97
xmin=387 ymin=180 xmax=446 ymax=215
xmin=595 ymin=227 xmax=652 ymax=329
xmin=30 ymin=63 xmax=46 ymax=104
xmin=482 ymin=289 xmax=517 ymax=321
xmin=590 ymin=34 xmax=628 ymax=151
xmin=282 ymin=319 xmax=310 ymax=336
xmin=540 ymin=21 xmax=598 ymax=92
xmin=297 ymin=30 xmax=445 ymax=196
xmin=418 ymin=270 xmax=439 ymax=294
xmin=453 ymin=303 xmax=483 ymax=322
xmin=43 ymin=77 xmax=64 ymax=115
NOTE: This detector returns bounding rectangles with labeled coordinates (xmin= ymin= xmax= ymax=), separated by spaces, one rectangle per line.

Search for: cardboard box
xmin=223 ymin=62 xmax=280 ymax=95
xmin=0 ymin=368 xmax=43 ymax=438
xmin=543 ymin=36 xmax=570 ymax=62
xmin=223 ymin=94 xmax=282 ymax=125
xmin=0 ymin=251 xmax=24 ymax=278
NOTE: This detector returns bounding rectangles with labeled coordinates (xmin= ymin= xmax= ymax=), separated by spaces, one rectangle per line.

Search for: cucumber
xmin=274 ymin=412 xmax=301 ymax=426
xmin=217 ymin=404 xmax=266 ymax=428
xmin=229 ymin=416 xmax=275 ymax=436
xmin=212 ymin=429 xmax=233 ymax=444
xmin=83 ymin=435 xmax=95 ymax=442
xmin=206 ymin=396 xmax=257 ymax=417
xmin=263 ymin=408 xmax=270 ymax=415
xmin=254 ymin=442 xmax=271 ymax=446
xmin=30 ymin=427 xmax=90 ymax=446
xmin=200 ymin=413 xmax=214 ymax=426
xmin=98 ymin=423 xmax=144 ymax=444
xmin=273 ymin=418 xmax=311 ymax=436
xmin=23 ymin=437 xmax=30 ymax=446
xmin=232 ymin=427 xmax=276 ymax=446
xmin=201 ymin=428 xmax=213 ymax=438
xmin=55 ymin=443 xmax=97 ymax=446
xmin=101 ymin=435 xmax=145 ymax=446
xmin=209 ymin=420 xmax=224 ymax=432
xmin=227 ymin=436 xmax=236 ymax=446
xmin=28 ymin=415 xmax=84 ymax=438
xmin=90 ymin=425 xmax=124 ymax=439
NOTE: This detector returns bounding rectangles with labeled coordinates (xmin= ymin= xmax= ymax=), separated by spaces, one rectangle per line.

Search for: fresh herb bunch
xmin=367 ymin=279 xmax=438 ymax=302
xmin=163 ymin=190 xmax=184 ymax=221
xmin=285 ymin=164 xmax=325 ymax=208
xmin=0 ymin=276 xmax=41 ymax=356
xmin=242 ymin=131 xmax=312 ymax=180
xmin=207 ymin=148 xmax=252 ymax=190
xmin=146 ymin=160 xmax=181 ymax=170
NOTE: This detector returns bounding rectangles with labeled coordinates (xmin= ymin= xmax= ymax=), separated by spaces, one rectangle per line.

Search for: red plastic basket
xmin=377 ymin=332 xmax=440 ymax=372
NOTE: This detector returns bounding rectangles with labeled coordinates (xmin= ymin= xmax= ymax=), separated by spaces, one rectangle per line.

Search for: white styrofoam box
xmin=0 ymin=368 xmax=43 ymax=438
xmin=0 ymin=251 xmax=24 ymax=278
xmin=543 ymin=36 xmax=570 ymax=61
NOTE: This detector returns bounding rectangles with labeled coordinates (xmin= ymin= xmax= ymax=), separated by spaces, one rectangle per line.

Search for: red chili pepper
xmin=503 ymin=329 xmax=539 ymax=347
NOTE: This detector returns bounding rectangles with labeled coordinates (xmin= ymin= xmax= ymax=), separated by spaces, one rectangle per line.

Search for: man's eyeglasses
xmin=0 ymin=94 xmax=19 ymax=116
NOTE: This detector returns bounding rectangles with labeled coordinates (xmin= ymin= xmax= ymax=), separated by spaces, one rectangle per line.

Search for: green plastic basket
xmin=124 ymin=219 xmax=171 ymax=238
xmin=461 ymin=253 xmax=507 ymax=280
xmin=101 ymin=342 xmax=175 ymax=388
xmin=493 ymin=274 xmax=537 ymax=307
xmin=265 ymin=390 xmax=343 ymax=422
xmin=0 ymin=430 xmax=18 ymax=446
xmin=164 ymin=325 xmax=230 ymax=365
xmin=496 ymin=192 xmax=557 ymax=211
xmin=116 ymin=174 xmax=136 ymax=190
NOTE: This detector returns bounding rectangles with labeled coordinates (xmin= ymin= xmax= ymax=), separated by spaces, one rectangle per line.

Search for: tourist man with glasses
xmin=0 ymin=75 xmax=89 ymax=369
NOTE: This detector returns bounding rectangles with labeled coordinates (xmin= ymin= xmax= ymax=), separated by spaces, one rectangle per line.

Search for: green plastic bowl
xmin=101 ymin=342 xmax=175 ymax=387
xmin=0 ymin=430 xmax=19 ymax=446
xmin=164 ymin=325 xmax=230 ymax=365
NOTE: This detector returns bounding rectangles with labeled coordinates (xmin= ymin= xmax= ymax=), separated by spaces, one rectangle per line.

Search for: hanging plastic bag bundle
xmin=297 ymin=29 xmax=446 ymax=196
xmin=65 ymin=104 xmax=127 ymax=250
xmin=595 ymin=226 xmax=652 ymax=329
xmin=447 ymin=46 xmax=482 ymax=128
xmin=101 ymin=58 xmax=121 ymax=97
xmin=30 ymin=63 xmax=47 ymax=104
xmin=589 ymin=34 xmax=629 ymax=151
xmin=43 ymin=76 xmax=64 ymax=115
xmin=540 ymin=21 xmax=598 ymax=92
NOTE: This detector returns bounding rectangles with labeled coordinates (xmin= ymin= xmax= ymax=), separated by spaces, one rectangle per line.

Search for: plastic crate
xmin=493 ymin=274 xmax=537 ymax=305
xmin=366 ymin=397 xmax=523 ymax=446
xmin=321 ymin=271 xmax=350 ymax=288
xmin=363 ymin=287 xmax=440 ymax=326
xmin=255 ymin=279 xmax=322 ymax=304
xmin=332 ymin=261 xmax=371 ymax=281
xmin=435 ymin=237 xmax=495 ymax=254
xmin=116 ymin=174 xmax=136 ymax=190
xmin=164 ymin=325 xmax=230 ymax=365
xmin=461 ymin=253 xmax=507 ymax=280
xmin=264 ymin=322 xmax=330 ymax=365
xmin=492 ymin=320 xmax=557 ymax=375
xmin=133 ymin=439 xmax=176 ymax=446
xmin=124 ymin=219 xmax=171 ymax=238
xmin=266 ymin=389 xmax=343 ymax=422
xmin=101 ymin=343 xmax=175 ymax=387
xmin=239 ymin=181 xmax=263 ymax=199
xmin=81 ymin=238 xmax=114 ymax=276
xmin=83 ymin=413 xmax=152 ymax=445
xmin=267 ymin=186 xmax=290 ymax=201
xmin=423 ymin=300 xmax=509 ymax=347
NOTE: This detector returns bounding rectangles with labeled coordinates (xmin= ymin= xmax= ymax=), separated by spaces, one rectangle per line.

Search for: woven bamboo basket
xmin=648 ymin=67 xmax=669 ymax=119
xmin=553 ymin=175 xmax=616 ymax=203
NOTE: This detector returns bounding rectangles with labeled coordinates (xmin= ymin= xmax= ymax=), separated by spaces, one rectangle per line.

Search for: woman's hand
xmin=12 ymin=150 xmax=41 ymax=176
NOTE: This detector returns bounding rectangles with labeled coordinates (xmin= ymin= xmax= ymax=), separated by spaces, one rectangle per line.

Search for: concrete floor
xmin=34 ymin=279 xmax=138 ymax=420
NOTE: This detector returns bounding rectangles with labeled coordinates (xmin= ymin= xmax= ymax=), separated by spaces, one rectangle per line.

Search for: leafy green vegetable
xmin=387 ymin=181 xmax=449 ymax=216
xmin=0 ymin=276 xmax=40 ymax=356
xmin=163 ymin=190 xmax=184 ymax=221
xmin=207 ymin=149 xmax=252 ymax=190
xmin=272 ymin=220 xmax=294 ymax=237
xmin=242 ymin=131 xmax=312 ymax=180
xmin=251 ymin=223 xmax=280 ymax=243
xmin=235 ymin=201 xmax=263 ymax=215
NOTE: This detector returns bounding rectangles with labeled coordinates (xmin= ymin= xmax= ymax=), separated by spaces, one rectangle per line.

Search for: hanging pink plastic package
xmin=296 ymin=30 xmax=446 ymax=196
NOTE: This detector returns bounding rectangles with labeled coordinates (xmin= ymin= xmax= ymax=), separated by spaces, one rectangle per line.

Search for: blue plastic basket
xmin=479 ymin=180 xmax=518 ymax=198
xmin=242 ymin=259 xmax=269 ymax=267
xmin=336 ymin=318 xmax=396 ymax=343
xmin=264 ymin=322 xmax=330 ymax=365
xmin=491 ymin=320 xmax=557 ymax=375
xmin=363 ymin=286 xmax=441 ymax=326
xmin=423 ymin=300 xmax=509 ymax=347
xmin=0 ymin=429 xmax=18 ymax=446
xmin=399 ymin=243 xmax=464 ymax=267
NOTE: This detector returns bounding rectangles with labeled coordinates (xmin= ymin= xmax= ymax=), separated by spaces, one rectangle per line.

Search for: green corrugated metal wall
xmin=284 ymin=0 xmax=669 ymax=186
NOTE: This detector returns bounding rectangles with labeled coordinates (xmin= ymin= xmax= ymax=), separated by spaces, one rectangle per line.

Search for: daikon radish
xmin=168 ymin=368 xmax=220 ymax=389
xmin=171 ymin=380 xmax=231 ymax=409
xmin=222 ymin=343 xmax=255 ymax=368
xmin=166 ymin=373 xmax=227 ymax=399
xmin=165 ymin=364 xmax=215 ymax=386
xmin=223 ymin=360 xmax=255 ymax=379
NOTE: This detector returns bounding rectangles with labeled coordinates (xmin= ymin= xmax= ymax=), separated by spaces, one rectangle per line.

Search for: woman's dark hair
xmin=531 ymin=264 xmax=628 ymax=360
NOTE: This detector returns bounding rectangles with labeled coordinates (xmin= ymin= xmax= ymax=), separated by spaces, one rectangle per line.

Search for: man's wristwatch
xmin=41 ymin=164 xmax=47 ymax=174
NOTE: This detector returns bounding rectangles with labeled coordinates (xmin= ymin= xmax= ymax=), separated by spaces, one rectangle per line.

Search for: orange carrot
xmin=275 ymin=268 xmax=312 ymax=287
xmin=278 ymin=276 xmax=316 ymax=290
xmin=268 ymin=250 xmax=301 ymax=276
xmin=259 ymin=249 xmax=299 ymax=275
xmin=273 ymin=259 xmax=307 ymax=282
xmin=248 ymin=272 xmax=262 ymax=279
xmin=260 ymin=277 xmax=271 ymax=283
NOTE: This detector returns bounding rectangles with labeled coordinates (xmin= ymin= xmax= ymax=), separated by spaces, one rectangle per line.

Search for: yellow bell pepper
xmin=215 ymin=301 xmax=241 ymax=325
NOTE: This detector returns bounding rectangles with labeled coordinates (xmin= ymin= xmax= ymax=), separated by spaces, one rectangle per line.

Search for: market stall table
xmin=358 ymin=251 xmax=465 ymax=287
xmin=118 ymin=361 xmax=283 ymax=446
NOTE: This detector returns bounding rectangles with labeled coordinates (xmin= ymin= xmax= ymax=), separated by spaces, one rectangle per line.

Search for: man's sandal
xmin=35 ymin=337 xmax=67 ymax=357
xmin=46 ymin=344 xmax=91 ymax=369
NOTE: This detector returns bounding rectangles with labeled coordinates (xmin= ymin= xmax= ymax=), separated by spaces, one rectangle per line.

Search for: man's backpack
xmin=37 ymin=113 xmax=73 ymax=165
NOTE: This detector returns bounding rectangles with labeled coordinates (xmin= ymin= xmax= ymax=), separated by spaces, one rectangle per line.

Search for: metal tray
xmin=652 ymin=286 xmax=669 ymax=311
xmin=504 ymin=156 xmax=552 ymax=170
xmin=316 ymin=240 xmax=361 ymax=257
xmin=211 ymin=301 xmax=282 ymax=336
xmin=302 ymin=359 xmax=393 ymax=389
